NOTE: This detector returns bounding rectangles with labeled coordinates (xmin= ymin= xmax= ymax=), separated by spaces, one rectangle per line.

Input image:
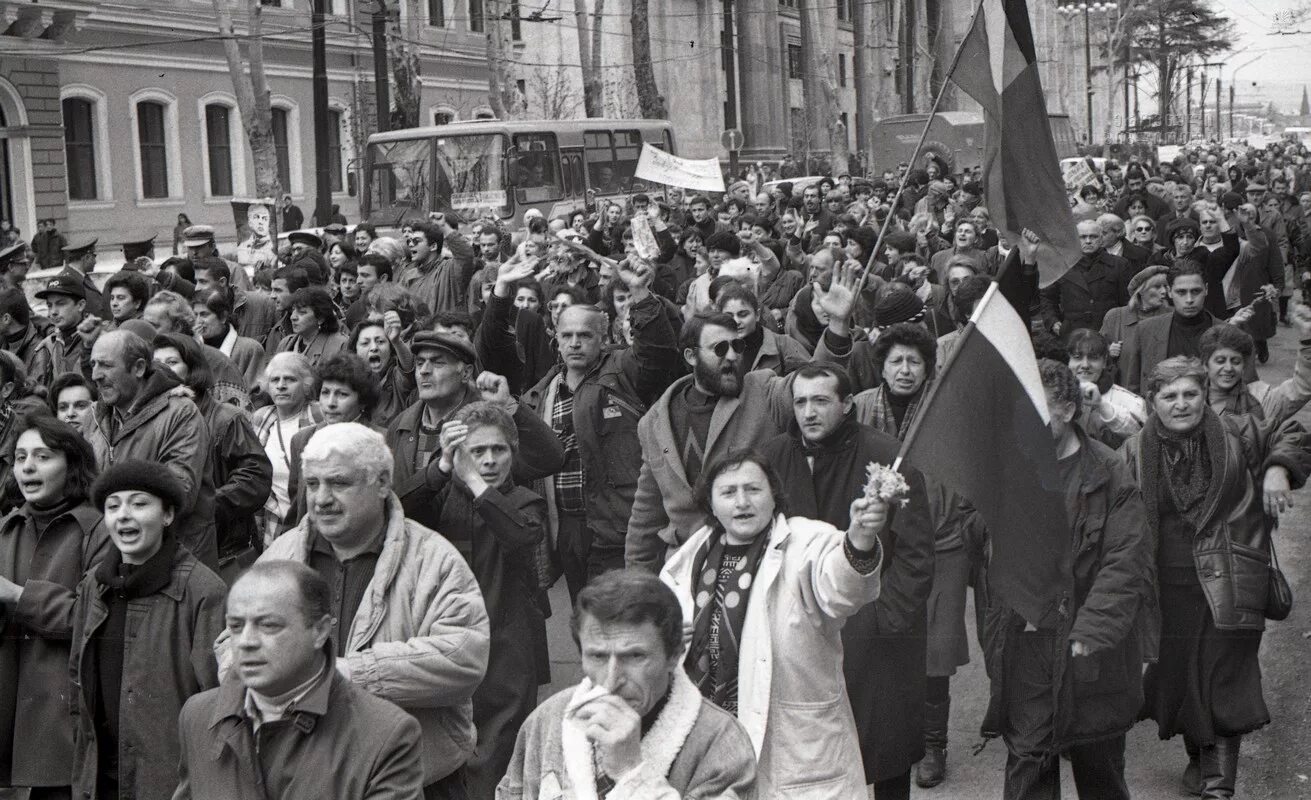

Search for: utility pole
xmin=372 ymin=0 xmax=390 ymax=133
xmin=720 ymin=0 xmax=739 ymax=177
xmin=312 ymin=0 xmax=332 ymax=225
xmin=1123 ymin=60 xmax=1130 ymax=142
xmin=1216 ymin=76 xmax=1221 ymax=137
xmin=1084 ymin=6 xmax=1093 ymax=144
xmin=1185 ymin=67 xmax=1193 ymax=141
xmin=1199 ymin=68 xmax=1206 ymax=139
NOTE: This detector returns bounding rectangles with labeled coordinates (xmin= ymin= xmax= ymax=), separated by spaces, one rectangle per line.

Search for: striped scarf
xmin=863 ymin=383 xmax=925 ymax=441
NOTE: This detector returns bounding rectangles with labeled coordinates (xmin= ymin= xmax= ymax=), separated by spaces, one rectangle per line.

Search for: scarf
xmin=865 ymin=382 xmax=924 ymax=441
xmin=1139 ymin=410 xmax=1225 ymax=535
xmin=684 ymin=525 xmax=770 ymax=713
xmin=28 ymin=494 xmax=82 ymax=533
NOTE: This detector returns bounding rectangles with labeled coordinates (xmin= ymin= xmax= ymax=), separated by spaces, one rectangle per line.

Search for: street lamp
xmin=1058 ymin=1 xmax=1118 ymax=147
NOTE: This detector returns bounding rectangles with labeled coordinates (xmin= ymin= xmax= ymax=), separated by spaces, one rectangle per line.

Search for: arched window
xmin=62 ymin=98 xmax=97 ymax=200
xmin=137 ymin=100 xmax=169 ymax=199
xmin=205 ymin=104 xmax=234 ymax=196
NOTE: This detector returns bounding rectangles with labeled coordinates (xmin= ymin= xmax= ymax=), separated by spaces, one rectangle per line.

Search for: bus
xmin=361 ymin=118 xmax=677 ymax=231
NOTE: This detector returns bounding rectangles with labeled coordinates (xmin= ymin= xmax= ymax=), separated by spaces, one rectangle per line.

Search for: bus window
xmin=365 ymin=138 xmax=432 ymax=222
xmin=584 ymin=131 xmax=621 ymax=194
xmin=567 ymin=153 xmax=585 ymax=196
xmin=434 ymin=133 xmax=511 ymax=219
xmin=512 ymin=132 xmax=562 ymax=203
xmin=613 ymin=130 xmax=642 ymax=183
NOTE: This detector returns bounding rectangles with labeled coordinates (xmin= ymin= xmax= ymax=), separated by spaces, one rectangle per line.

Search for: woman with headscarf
xmin=1122 ymin=357 xmax=1310 ymax=798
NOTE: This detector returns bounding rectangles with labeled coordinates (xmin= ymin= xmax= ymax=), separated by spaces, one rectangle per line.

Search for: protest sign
xmin=634 ymin=144 xmax=725 ymax=193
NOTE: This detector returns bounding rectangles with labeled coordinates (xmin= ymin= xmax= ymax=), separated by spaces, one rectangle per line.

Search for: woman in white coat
xmin=660 ymin=450 xmax=888 ymax=798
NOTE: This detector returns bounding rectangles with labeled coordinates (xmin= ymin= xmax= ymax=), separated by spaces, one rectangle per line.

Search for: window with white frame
xmin=130 ymin=89 xmax=183 ymax=201
xmin=427 ymin=0 xmax=445 ymax=26
xmin=205 ymin=104 xmax=235 ymax=196
xmin=60 ymin=86 xmax=112 ymax=203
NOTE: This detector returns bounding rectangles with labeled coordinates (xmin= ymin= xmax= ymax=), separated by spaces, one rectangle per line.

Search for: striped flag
xmin=950 ymin=0 xmax=1079 ymax=288
xmin=898 ymin=283 xmax=1069 ymax=628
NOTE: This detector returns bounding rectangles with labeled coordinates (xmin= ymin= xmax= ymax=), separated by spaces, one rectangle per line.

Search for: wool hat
xmin=873 ymin=288 xmax=927 ymax=327
xmin=92 ymin=459 xmax=189 ymax=513
xmin=883 ymin=231 xmax=918 ymax=255
xmin=1220 ymin=191 xmax=1243 ymax=211
xmin=705 ymin=231 xmax=742 ymax=258
xmin=1166 ymin=216 xmax=1200 ymax=240
xmin=1127 ymin=264 xmax=1169 ymax=296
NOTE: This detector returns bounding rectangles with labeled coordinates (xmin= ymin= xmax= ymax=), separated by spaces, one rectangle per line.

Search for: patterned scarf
xmin=684 ymin=525 xmax=770 ymax=714
xmin=864 ymin=382 xmax=925 ymax=441
xmin=1140 ymin=409 xmax=1224 ymax=536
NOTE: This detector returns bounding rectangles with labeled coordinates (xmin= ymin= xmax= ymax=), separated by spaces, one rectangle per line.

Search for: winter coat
xmin=275 ymin=330 xmax=349 ymax=370
xmin=1210 ymin=339 xmax=1311 ymax=426
xmin=222 ymin=493 xmax=491 ymax=783
xmin=1122 ymin=412 xmax=1311 ymax=639
xmin=397 ymin=233 xmax=477 ymax=315
xmin=1182 ymin=234 xmax=1242 ymax=319
xmin=661 ymin=514 xmax=882 ymax=798
xmin=521 ymin=292 xmax=679 ymax=549
xmin=197 ymin=394 xmax=272 ymax=561
xmin=748 ymin=328 xmax=811 ymax=376
xmin=0 ymin=501 xmax=107 ymax=787
xmin=981 ymin=431 xmax=1152 ymax=751
xmin=231 ymin=288 xmax=277 ymax=347
xmin=1039 ymin=250 xmax=1134 ymax=334
xmin=212 ymin=325 xmax=265 ymax=390
xmin=497 ymin=669 xmax=757 ymax=799
xmin=625 ymin=370 xmax=802 ymax=572
xmin=69 ymin=544 xmax=226 ymax=800
xmin=174 ymin=652 xmax=424 ymax=800
xmin=760 ymin=416 xmax=935 ymax=782
xmin=80 ymin=369 xmax=218 ymax=568
xmin=1231 ymin=225 xmax=1284 ymax=340
xmin=385 ymin=389 xmax=564 ymax=533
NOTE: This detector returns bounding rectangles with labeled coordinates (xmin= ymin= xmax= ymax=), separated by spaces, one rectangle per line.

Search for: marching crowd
xmin=1 ymin=135 xmax=1310 ymax=800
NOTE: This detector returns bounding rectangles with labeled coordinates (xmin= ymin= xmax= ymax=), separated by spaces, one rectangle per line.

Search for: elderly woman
xmin=1122 ymin=357 xmax=1310 ymax=798
xmin=660 ymin=451 xmax=886 ymax=797
xmin=69 ymin=460 xmax=226 ymax=800
xmin=1202 ymin=318 xmax=1311 ymax=425
xmin=153 ymin=333 xmax=272 ymax=578
xmin=1066 ymin=328 xmax=1146 ymax=447
xmin=398 ymin=401 xmax=547 ymax=798
xmin=0 ymin=415 xmax=108 ymax=797
xmin=1100 ymin=265 xmax=1170 ymax=361
xmin=276 ymin=286 xmax=347 ymax=367
xmin=1126 ymin=215 xmax=1170 ymax=264
xmin=254 ymin=352 xmax=323 ymax=539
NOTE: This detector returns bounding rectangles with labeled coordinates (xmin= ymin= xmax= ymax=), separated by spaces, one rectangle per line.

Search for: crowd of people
xmin=0 ymin=133 xmax=1309 ymax=800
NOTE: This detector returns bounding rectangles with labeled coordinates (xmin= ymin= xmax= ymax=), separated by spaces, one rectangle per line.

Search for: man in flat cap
xmin=60 ymin=235 xmax=107 ymax=319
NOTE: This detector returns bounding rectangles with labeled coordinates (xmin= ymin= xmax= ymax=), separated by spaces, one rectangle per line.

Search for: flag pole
xmin=861 ymin=0 xmax=989 ymax=290
xmin=890 ymin=281 xmax=1001 ymax=472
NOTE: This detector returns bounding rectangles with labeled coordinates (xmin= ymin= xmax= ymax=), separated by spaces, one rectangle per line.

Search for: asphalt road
xmin=538 ymin=319 xmax=1311 ymax=799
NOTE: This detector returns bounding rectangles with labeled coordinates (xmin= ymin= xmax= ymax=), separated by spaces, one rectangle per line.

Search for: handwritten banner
xmin=634 ymin=144 xmax=725 ymax=193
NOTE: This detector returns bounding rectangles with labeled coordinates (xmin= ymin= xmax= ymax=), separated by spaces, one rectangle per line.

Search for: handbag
xmin=1265 ymin=536 xmax=1293 ymax=622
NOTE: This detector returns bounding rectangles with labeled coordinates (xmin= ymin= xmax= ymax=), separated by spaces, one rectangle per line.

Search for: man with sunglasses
xmin=397 ymin=217 xmax=476 ymax=316
xmin=626 ymin=262 xmax=865 ymax=572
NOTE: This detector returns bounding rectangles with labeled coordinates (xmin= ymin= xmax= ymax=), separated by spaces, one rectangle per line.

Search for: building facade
xmin=0 ymin=0 xmax=492 ymax=256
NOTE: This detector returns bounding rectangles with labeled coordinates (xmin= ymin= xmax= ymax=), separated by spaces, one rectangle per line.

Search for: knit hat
xmin=1220 ymin=191 xmax=1243 ymax=211
xmin=1166 ymin=216 xmax=1200 ymax=241
xmin=1127 ymin=264 xmax=1169 ymax=296
xmin=705 ymin=231 xmax=742 ymax=258
xmin=92 ymin=459 xmax=189 ymax=513
xmin=928 ymin=181 xmax=952 ymax=198
xmin=873 ymin=288 xmax=926 ymax=327
xmin=883 ymin=231 xmax=918 ymax=255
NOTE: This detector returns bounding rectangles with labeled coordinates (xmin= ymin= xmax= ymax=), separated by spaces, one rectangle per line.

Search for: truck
xmin=869 ymin=111 xmax=1079 ymax=176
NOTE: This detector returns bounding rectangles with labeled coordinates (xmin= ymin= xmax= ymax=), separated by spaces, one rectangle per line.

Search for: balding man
xmin=178 ymin=561 xmax=424 ymax=799
xmin=81 ymin=330 xmax=217 ymax=566
xmin=521 ymin=260 xmax=679 ymax=601
xmin=1039 ymin=219 xmax=1133 ymax=336
xmin=221 ymin=423 xmax=490 ymax=798
xmin=1097 ymin=213 xmax=1151 ymax=271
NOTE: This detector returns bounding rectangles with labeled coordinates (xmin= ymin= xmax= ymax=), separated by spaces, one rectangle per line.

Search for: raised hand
xmin=437 ymin=420 xmax=468 ymax=475
xmin=814 ymin=259 xmax=861 ymax=327
xmin=1018 ymin=228 xmax=1041 ymax=264
xmin=475 ymin=371 xmax=515 ymax=412
xmin=383 ymin=310 xmax=404 ymax=342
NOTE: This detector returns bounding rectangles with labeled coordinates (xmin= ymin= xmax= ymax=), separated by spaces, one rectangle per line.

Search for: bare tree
xmin=798 ymin=0 xmax=846 ymax=172
xmin=630 ymin=0 xmax=665 ymax=118
xmin=212 ymin=0 xmax=280 ymax=196
xmin=528 ymin=67 xmax=584 ymax=119
xmin=573 ymin=0 xmax=605 ymax=116
xmin=385 ymin=0 xmax=422 ymax=128
xmin=485 ymin=0 xmax=521 ymax=118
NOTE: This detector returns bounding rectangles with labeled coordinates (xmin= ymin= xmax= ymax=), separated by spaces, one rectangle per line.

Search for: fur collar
xmin=560 ymin=669 xmax=703 ymax=799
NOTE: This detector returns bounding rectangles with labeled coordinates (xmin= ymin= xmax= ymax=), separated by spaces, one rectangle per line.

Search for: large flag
xmin=898 ymin=283 xmax=1070 ymax=628
xmin=948 ymin=0 xmax=1079 ymax=288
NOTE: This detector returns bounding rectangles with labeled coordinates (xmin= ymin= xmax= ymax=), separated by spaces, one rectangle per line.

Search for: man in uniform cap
xmin=288 ymin=229 xmax=323 ymax=258
xmin=0 ymin=243 xmax=31 ymax=293
xmin=183 ymin=224 xmax=252 ymax=290
xmin=60 ymin=235 xmax=107 ymax=319
xmin=121 ymin=230 xmax=158 ymax=262
xmin=29 ymin=271 xmax=90 ymax=392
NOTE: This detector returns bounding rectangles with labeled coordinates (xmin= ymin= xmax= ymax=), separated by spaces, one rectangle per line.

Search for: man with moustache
xmin=625 ymin=263 xmax=864 ymax=572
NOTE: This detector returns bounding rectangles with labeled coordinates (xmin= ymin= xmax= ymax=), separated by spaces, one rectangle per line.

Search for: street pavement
xmin=537 ymin=318 xmax=1311 ymax=799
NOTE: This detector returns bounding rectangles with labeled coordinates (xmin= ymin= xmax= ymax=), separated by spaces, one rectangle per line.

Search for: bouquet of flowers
xmin=863 ymin=462 xmax=911 ymax=508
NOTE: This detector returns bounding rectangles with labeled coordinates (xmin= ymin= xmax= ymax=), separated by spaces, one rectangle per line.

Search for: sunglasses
xmin=708 ymin=338 xmax=746 ymax=358
xmin=1134 ymin=226 xmax=1154 ymax=233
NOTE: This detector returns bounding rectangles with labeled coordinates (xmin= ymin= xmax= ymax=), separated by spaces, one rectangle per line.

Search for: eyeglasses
xmin=1134 ymin=226 xmax=1154 ymax=233
xmin=708 ymin=338 xmax=746 ymax=358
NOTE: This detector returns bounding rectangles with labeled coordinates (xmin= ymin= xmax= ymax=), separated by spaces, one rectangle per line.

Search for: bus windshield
xmin=435 ymin=133 xmax=511 ymax=219
xmin=366 ymin=138 xmax=432 ymax=223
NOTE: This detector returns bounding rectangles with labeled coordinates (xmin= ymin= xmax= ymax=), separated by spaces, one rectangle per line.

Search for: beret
xmin=92 ymin=459 xmax=189 ymax=512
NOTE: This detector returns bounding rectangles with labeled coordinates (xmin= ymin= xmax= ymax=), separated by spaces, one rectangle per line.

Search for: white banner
xmin=634 ymin=144 xmax=725 ymax=193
